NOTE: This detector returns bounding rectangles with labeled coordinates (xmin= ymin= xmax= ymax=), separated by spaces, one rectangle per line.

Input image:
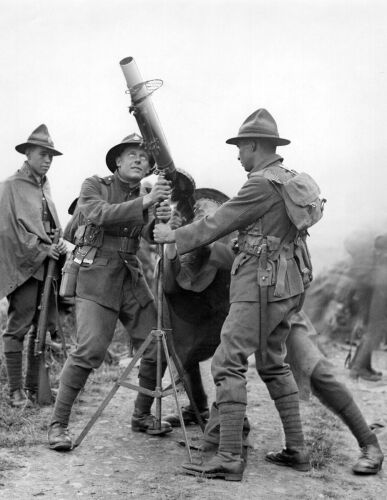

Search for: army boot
xmin=163 ymin=405 xmax=209 ymax=427
xmin=5 ymin=352 xmax=25 ymax=407
xmin=183 ymin=402 xmax=246 ymax=481
xmin=48 ymin=422 xmax=72 ymax=451
xmin=268 ymin=393 xmax=311 ymax=472
xmin=352 ymin=443 xmax=384 ymax=474
xmin=131 ymin=409 xmax=172 ymax=435
xmin=9 ymin=388 xmax=28 ymax=408
xmin=182 ymin=451 xmax=244 ymax=481
xmin=265 ymin=448 xmax=310 ymax=472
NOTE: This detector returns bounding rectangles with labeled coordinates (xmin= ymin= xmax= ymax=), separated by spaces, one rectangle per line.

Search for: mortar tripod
xmin=73 ymin=242 xmax=205 ymax=461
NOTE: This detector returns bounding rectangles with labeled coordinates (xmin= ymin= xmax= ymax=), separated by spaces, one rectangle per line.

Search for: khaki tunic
xmin=74 ymin=173 xmax=154 ymax=311
xmin=175 ymin=155 xmax=304 ymax=303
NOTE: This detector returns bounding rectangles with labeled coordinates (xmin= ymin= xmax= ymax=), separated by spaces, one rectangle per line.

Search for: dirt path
xmin=1 ymin=348 xmax=386 ymax=500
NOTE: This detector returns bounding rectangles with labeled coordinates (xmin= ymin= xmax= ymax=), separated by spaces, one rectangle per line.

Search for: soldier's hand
xmin=153 ymin=223 xmax=176 ymax=243
xmin=155 ymin=199 xmax=172 ymax=222
xmin=57 ymin=238 xmax=68 ymax=255
xmin=150 ymin=176 xmax=172 ymax=203
xmin=47 ymin=244 xmax=61 ymax=260
xmin=143 ymin=176 xmax=172 ymax=209
xmin=169 ymin=209 xmax=185 ymax=230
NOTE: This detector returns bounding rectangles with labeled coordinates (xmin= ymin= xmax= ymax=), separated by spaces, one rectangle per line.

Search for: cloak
xmin=0 ymin=164 xmax=61 ymax=299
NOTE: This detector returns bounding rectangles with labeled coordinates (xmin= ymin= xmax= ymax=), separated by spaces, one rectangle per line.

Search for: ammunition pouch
xmin=75 ymin=223 xmax=104 ymax=248
xmin=238 ymin=231 xmax=306 ymax=298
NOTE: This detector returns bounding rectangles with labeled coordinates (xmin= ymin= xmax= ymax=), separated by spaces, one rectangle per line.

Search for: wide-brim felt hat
xmin=15 ymin=124 xmax=63 ymax=155
xmin=105 ymin=132 xmax=156 ymax=174
xmin=226 ymin=108 xmax=290 ymax=146
xmin=175 ymin=187 xmax=230 ymax=292
xmin=194 ymin=187 xmax=229 ymax=205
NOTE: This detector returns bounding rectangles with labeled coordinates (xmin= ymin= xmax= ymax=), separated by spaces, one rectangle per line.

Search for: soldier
xmin=154 ymin=109 xmax=312 ymax=480
xmin=163 ymin=192 xmax=384 ymax=475
xmin=199 ymin=310 xmax=384 ymax=475
xmin=0 ymin=125 xmax=67 ymax=407
xmin=48 ymin=133 xmax=173 ymax=451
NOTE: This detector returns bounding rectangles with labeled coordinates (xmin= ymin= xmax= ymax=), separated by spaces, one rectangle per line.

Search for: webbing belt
xmin=102 ymin=235 xmax=139 ymax=253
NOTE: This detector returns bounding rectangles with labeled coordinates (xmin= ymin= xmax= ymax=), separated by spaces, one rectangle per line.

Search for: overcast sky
xmin=1 ymin=0 xmax=386 ymax=273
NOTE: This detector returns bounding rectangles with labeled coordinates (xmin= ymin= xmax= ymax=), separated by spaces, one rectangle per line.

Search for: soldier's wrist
xmin=142 ymin=193 xmax=155 ymax=209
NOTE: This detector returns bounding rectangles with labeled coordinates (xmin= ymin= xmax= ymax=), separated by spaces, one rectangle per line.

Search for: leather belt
xmin=102 ymin=235 xmax=139 ymax=253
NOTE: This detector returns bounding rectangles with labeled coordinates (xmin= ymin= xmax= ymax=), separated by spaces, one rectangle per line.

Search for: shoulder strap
xmin=96 ymin=175 xmax=112 ymax=202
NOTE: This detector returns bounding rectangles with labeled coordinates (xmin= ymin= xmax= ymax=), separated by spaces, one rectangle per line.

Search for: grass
xmin=304 ymin=397 xmax=346 ymax=473
xmin=0 ymin=298 xmax=125 ymax=455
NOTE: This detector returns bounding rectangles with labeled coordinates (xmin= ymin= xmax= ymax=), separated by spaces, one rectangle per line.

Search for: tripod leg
xmin=154 ymin=329 xmax=163 ymax=429
xmin=73 ymin=333 xmax=154 ymax=448
xmin=161 ymin=334 xmax=192 ymax=462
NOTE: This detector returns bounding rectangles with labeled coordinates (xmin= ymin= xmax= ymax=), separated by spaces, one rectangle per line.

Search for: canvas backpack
xmin=263 ymin=166 xmax=326 ymax=232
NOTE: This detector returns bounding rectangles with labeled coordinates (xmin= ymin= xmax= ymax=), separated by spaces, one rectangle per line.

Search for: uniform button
xmin=123 ymin=227 xmax=128 ymax=232
xmin=124 ymin=260 xmax=128 ymax=264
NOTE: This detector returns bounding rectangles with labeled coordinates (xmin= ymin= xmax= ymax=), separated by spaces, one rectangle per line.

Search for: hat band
xmin=239 ymin=127 xmax=279 ymax=137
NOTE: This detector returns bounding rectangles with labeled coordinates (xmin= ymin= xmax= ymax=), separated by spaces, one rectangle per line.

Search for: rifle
xmin=35 ymin=229 xmax=60 ymax=405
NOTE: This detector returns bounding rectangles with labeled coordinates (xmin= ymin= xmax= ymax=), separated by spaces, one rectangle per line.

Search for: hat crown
xmin=119 ymin=132 xmax=144 ymax=147
xmin=226 ymin=108 xmax=290 ymax=146
xmin=239 ymin=109 xmax=279 ymax=138
xmin=27 ymin=124 xmax=54 ymax=148
xmin=15 ymin=124 xmax=62 ymax=155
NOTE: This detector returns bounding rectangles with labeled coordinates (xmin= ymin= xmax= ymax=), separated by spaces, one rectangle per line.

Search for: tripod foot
xmin=131 ymin=412 xmax=173 ymax=435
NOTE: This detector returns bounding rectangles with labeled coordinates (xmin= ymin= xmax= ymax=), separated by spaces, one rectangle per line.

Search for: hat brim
xmin=194 ymin=188 xmax=229 ymax=205
xmin=15 ymin=141 xmax=63 ymax=156
xmin=105 ymin=143 xmax=156 ymax=174
xmin=67 ymin=198 xmax=79 ymax=215
xmin=226 ymin=134 xmax=290 ymax=146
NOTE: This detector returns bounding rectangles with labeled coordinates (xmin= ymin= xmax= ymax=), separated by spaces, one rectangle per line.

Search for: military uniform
xmin=49 ymin=133 xmax=173 ymax=450
xmin=159 ymin=109 xmax=313 ymax=479
xmin=51 ymin=172 xmax=165 ymax=425
xmin=175 ymin=154 xmax=304 ymax=406
xmin=0 ymin=125 xmax=63 ymax=405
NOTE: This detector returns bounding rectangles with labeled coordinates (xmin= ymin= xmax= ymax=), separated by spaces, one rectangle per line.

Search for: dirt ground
xmin=0 ymin=346 xmax=386 ymax=500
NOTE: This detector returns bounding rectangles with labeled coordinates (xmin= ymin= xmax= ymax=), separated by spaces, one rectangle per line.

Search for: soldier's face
xmin=237 ymin=140 xmax=255 ymax=172
xmin=26 ymin=146 xmax=53 ymax=176
xmin=116 ymin=146 xmax=150 ymax=182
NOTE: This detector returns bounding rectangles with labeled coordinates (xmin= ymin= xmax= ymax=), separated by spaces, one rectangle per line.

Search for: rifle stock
xmin=36 ymin=230 xmax=60 ymax=406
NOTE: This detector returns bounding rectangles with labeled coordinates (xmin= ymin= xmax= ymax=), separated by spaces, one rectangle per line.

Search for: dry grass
xmin=0 ymin=299 xmax=124 ymax=454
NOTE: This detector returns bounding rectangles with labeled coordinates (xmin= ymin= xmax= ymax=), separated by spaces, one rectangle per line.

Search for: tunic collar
xmin=248 ymin=154 xmax=283 ymax=178
xmin=115 ymin=171 xmax=141 ymax=195
xmin=19 ymin=161 xmax=46 ymax=185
